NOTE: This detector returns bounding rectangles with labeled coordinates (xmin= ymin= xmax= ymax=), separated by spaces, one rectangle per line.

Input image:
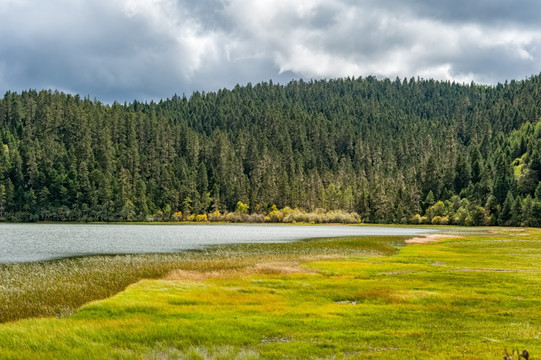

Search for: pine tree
xmin=493 ymin=152 xmax=514 ymax=205
xmin=499 ymin=191 xmax=514 ymax=226
xmin=0 ymin=184 xmax=5 ymax=218
xmin=454 ymin=153 xmax=471 ymax=193
xmin=423 ymin=191 xmax=435 ymax=212
xmin=510 ymin=195 xmax=522 ymax=226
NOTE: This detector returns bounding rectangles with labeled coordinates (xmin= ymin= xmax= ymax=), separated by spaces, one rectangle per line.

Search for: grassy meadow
xmin=0 ymin=227 xmax=540 ymax=359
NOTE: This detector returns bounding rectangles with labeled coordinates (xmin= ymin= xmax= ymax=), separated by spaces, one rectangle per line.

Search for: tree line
xmin=1 ymin=75 xmax=541 ymax=225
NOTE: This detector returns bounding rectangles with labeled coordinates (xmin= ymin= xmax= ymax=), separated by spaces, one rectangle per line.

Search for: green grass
xmin=0 ymin=229 xmax=540 ymax=359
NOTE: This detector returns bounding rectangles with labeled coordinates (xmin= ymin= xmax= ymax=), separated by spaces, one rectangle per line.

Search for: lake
xmin=0 ymin=223 xmax=434 ymax=263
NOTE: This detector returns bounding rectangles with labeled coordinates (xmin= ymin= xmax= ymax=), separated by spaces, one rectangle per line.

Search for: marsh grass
xmin=0 ymin=230 xmax=540 ymax=359
xmin=0 ymin=236 xmax=400 ymax=323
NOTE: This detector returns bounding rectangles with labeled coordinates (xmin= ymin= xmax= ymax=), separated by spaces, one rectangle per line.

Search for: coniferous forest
xmin=2 ymin=75 xmax=541 ymax=225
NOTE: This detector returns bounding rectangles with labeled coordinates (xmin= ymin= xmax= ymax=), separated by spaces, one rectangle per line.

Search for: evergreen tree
xmin=454 ymin=153 xmax=471 ymax=193
xmin=423 ymin=191 xmax=435 ymax=212
xmin=0 ymin=184 xmax=5 ymax=218
xmin=510 ymin=195 xmax=523 ymax=226
xmin=499 ymin=191 xmax=514 ymax=226
xmin=493 ymin=152 xmax=514 ymax=205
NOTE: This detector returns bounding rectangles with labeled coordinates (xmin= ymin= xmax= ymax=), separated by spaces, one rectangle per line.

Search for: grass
xmin=0 ymin=236 xmax=400 ymax=323
xmin=0 ymin=228 xmax=540 ymax=359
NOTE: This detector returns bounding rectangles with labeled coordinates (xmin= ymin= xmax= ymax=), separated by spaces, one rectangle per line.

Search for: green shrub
xmin=409 ymin=214 xmax=422 ymax=224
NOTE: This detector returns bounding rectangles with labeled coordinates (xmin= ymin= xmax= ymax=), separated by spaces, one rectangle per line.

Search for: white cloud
xmin=220 ymin=0 xmax=541 ymax=84
xmin=119 ymin=0 xmax=222 ymax=77
xmin=0 ymin=0 xmax=26 ymax=13
xmin=0 ymin=0 xmax=541 ymax=101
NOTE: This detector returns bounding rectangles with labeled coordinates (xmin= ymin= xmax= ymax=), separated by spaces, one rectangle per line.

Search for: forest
xmin=1 ymin=75 xmax=541 ymax=225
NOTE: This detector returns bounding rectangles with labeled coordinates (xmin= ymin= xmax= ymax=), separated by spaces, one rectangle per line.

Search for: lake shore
xmin=1 ymin=227 xmax=539 ymax=359
xmin=0 ymin=223 xmax=434 ymax=263
xmin=0 ymin=233 xmax=408 ymax=323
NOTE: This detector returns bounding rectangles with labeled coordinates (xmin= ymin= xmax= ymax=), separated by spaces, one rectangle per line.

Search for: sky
xmin=1 ymin=0 xmax=541 ymax=103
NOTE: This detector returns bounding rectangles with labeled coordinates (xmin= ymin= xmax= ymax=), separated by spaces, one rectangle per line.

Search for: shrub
xmin=171 ymin=211 xmax=183 ymax=222
xmin=453 ymin=207 xmax=469 ymax=226
xmin=246 ymin=213 xmax=265 ymax=223
xmin=225 ymin=212 xmax=243 ymax=223
xmin=208 ymin=210 xmax=223 ymax=222
xmin=296 ymin=212 xmax=311 ymax=223
xmin=409 ymin=214 xmax=422 ymax=224
xmin=235 ymin=201 xmax=249 ymax=214
xmin=308 ymin=213 xmax=321 ymax=224
xmin=267 ymin=205 xmax=283 ymax=222
xmin=426 ymin=201 xmax=446 ymax=221
xmin=195 ymin=214 xmax=208 ymax=222
xmin=469 ymin=206 xmax=488 ymax=226
xmin=431 ymin=216 xmax=449 ymax=225
xmin=152 ymin=210 xmax=164 ymax=222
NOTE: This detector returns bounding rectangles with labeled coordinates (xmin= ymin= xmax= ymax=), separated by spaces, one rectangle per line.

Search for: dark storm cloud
xmin=383 ymin=0 xmax=541 ymax=26
xmin=175 ymin=0 xmax=230 ymax=31
xmin=0 ymin=1 xmax=192 ymax=101
xmin=0 ymin=0 xmax=540 ymax=102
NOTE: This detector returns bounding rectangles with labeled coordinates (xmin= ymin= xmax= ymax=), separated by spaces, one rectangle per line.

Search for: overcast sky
xmin=1 ymin=0 xmax=541 ymax=103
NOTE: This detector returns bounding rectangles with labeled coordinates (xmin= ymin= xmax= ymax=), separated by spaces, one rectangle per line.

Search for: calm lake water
xmin=0 ymin=223 xmax=434 ymax=263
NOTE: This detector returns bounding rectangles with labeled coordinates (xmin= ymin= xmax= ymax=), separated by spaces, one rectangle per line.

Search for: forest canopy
xmin=1 ymin=75 xmax=541 ymax=225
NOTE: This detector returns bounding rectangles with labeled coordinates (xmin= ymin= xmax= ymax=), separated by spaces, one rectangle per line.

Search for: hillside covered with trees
xmin=2 ymin=75 xmax=541 ymax=225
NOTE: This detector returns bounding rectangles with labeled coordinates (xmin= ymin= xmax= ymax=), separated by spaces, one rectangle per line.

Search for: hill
xmin=1 ymin=76 xmax=541 ymax=224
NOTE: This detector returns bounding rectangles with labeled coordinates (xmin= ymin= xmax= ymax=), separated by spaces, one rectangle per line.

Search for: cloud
xmin=219 ymin=0 xmax=541 ymax=82
xmin=0 ymin=0 xmax=540 ymax=102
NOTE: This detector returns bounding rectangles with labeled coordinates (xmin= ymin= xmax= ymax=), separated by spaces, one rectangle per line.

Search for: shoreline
xmin=0 ymin=227 xmax=537 ymax=358
xmin=0 ymin=234 xmax=410 ymax=323
xmin=0 ymin=223 xmax=437 ymax=264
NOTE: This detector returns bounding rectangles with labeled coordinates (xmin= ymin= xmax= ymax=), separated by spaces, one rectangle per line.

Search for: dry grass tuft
xmin=404 ymin=234 xmax=462 ymax=244
xmin=166 ymin=259 xmax=320 ymax=280
xmin=250 ymin=261 xmax=305 ymax=275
